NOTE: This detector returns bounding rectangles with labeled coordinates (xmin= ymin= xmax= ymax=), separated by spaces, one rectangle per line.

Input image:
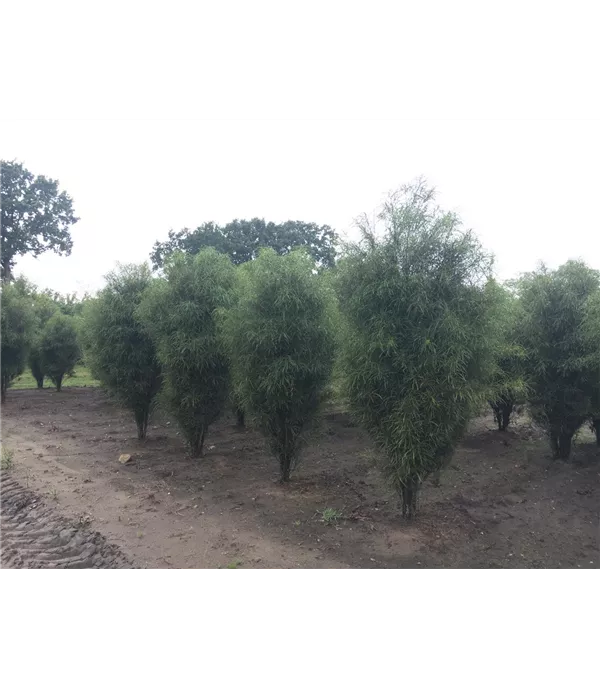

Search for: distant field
xmin=11 ymin=365 xmax=100 ymax=390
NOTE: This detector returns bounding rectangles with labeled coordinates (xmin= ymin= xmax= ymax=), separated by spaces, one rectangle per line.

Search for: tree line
xmin=1 ymin=162 xmax=599 ymax=519
xmin=1 ymin=279 xmax=88 ymax=398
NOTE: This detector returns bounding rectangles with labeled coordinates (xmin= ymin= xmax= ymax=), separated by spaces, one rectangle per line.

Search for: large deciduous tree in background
xmin=0 ymin=279 xmax=34 ymax=402
xmin=517 ymin=261 xmax=600 ymax=460
xmin=335 ymin=179 xmax=495 ymax=518
xmin=150 ymin=218 xmax=337 ymax=270
xmin=0 ymin=160 xmax=79 ymax=282
xmin=42 ymin=289 xmax=90 ymax=317
xmin=220 ymin=249 xmax=336 ymax=482
xmin=80 ymin=264 xmax=161 ymax=440
xmin=138 ymin=249 xmax=236 ymax=457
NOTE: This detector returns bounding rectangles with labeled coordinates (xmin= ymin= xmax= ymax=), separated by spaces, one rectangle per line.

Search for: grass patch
xmin=318 ymin=507 xmax=343 ymax=525
xmin=1 ymin=446 xmax=15 ymax=470
xmin=11 ymin=364 xmax=100 ymax=390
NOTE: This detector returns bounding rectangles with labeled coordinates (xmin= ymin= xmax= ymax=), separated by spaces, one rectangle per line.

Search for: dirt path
xmin=1 ymin=388 xmax=598 ymax=568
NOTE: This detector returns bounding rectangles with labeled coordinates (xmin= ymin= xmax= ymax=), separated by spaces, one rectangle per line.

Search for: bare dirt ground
xmin=2 ymin=387 xmax=598 ymax=568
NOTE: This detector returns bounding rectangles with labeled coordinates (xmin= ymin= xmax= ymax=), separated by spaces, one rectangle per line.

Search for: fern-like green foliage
xmin=335 ymin=179 xmax=495 ymax=517
xmin=29 ymin=291 xmax=59 ymax=388
xmin=80 ymin=264 xmax=161 ymax=439
xmin=0 ymin=279 xmax=34 ymax=401
xmin=485 ymin=280 xmax=528 ymax=430
xmin=516 ymin=260 xmax=600 ymax=459
xmin=39 ymin=312 xmax=80 ymax=391
xmin=582 ymin=290 xmax=600 ymax=445
xmin=220 ymin=249 xmax=336 ymax=481
xmin=138 ymin=249 xmax=236 ymax=457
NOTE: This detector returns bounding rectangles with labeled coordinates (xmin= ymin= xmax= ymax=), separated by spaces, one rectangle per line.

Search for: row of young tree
xmin=1 ymin=280 xmax=82 ymax=400
xmin=2 ymin=180 xmax=599 ymax=517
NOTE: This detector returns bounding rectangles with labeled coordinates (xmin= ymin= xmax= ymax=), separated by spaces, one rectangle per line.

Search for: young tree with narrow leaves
xmin=1 ymin=160 xmax=78 ymax=282
xmin=151 ymin=219 xmax=337 ymax=427
xmin=221 ymin=249 xmax=336 ymax=482
xmin=0 ymin=278 xmax=48 ymax=389
xmin=138 ymin=249 xmax=236 ymax=457
xmin=39 ymin=313 xmax=80 ymax=391
xmin=80 ymin=264 xmax=161 ymax=440
xmin=517 ymin=261 xmax=600 ymax=460
xmin=0 ymin=280 xmax=34 ymax=401
xmin=29 ymin=292 xmax=60 ymax=388
xmin=336 ymin=180 xmax=495 ymax=518
xmin=581 ymin=289 xmax=600 ymax=446
xmin=486 ymin=281 xmax=527 ymax=431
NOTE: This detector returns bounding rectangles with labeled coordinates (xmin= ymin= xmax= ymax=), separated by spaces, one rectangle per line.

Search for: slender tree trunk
xmin=0 ymin=376 xmax=7 ymax=404
xmin=56 ymin=375 xmax=63 ymax=392
xmin=190 ymin=426 xmax=206 ymax=458
xmin=278 ymin=419 xmax=294 ymax=482
xmin=236 ymin=408 xmax=245 ymax=428
xmin=280 ymin=452 xmax=292 ymax=482
xmin=593 ymin=419 xmax=600 ymax=447
xmin=495 ymin=410 xmax=503 ymax=431
xmin=36 ymin=376 xmax=44 ymax=389
xmin=490 ymin=402 xmax=502 ymax=431
xmin=135 ymin=408 xmax=149 ymax=440
xmin=501 ymin=402 xmax=513 ymax=431
xmin=490 ymin=399 xmax=513 ymax=431
xmin=558 ymin=432 xmax=573 ymax=461
xmin=550 ymin=428 xmax=560 ymax=459
xmin=400 ymin=477 xmax=420 ymax=519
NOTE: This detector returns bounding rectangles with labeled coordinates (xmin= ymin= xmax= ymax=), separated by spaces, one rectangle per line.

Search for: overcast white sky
xmin=1 ymin=0 xmax=598 ymax=295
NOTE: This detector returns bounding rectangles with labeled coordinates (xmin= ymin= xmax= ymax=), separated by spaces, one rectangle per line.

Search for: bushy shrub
xmin=138 ymin=249 xmax=235 ymax=456
xmin=29 ymin=292 xmax=59 ymax=388
xmin=486 ymin=281 xmax=527 ymax=430
xmin=582 ymin=289 xmax=600 ymax=446
xmin=39 ymin=312 xmax=80 ymax=391
xmin=335 ymin=180 xmax=495 ymax=517
xmin=221 ymin=249 xmax=336 ymax=481
xmin=0 ymin=281 xmax=34 ymax=401
xmin=80 ymin=264 xmax=161 ymax=439
xmin=517 ymin=261 xmax=600 ymax=459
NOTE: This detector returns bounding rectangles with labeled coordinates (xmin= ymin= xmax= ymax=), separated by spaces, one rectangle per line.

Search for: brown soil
xmin=1 ymin=388 xmax=598 ymax=568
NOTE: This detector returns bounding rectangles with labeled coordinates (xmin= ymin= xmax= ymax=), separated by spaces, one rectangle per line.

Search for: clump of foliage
xmin=29 ymin=291 xmax=60 ymax=388
xmin=221 ymin=249 xmax=336 ymax=482
xmin=42 ymin=289 xmax=91 ymax=318
xmin=319 ymin=507 xmax=343 ymax=525
xmin=138 ymin=249 xmax=236 ymax=456
xmin=517 ymin=261 xmax=600 ymax=460
xmin=1 ymin=279 xmax=34 ymax=401
xmin=1 ymin=445 xmax=15 ymax=470
xmin=582 ymin=290 xmax=600 ymax=446
xmin=1 ymin=159 xmax=78 ymax=282
xmin=39 ymin=312 xmax=80 ymax=391
xmin=80 ymin=264 xmax=161 ymax=440
xmin=151 ymin=218 xmax=337 ymax=270
xmin=335 ymin=179 xmax=495 ymax=518
xmin=486 ymin=281 xmax=527 ymax=430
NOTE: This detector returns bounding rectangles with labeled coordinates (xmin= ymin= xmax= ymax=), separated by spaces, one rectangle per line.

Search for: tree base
xmin=400 ymin=479 xmax=420 ymax=519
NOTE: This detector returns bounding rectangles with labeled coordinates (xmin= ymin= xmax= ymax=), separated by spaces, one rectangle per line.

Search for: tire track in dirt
xmin=1 ymin=474 xmax=134 ymax=569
